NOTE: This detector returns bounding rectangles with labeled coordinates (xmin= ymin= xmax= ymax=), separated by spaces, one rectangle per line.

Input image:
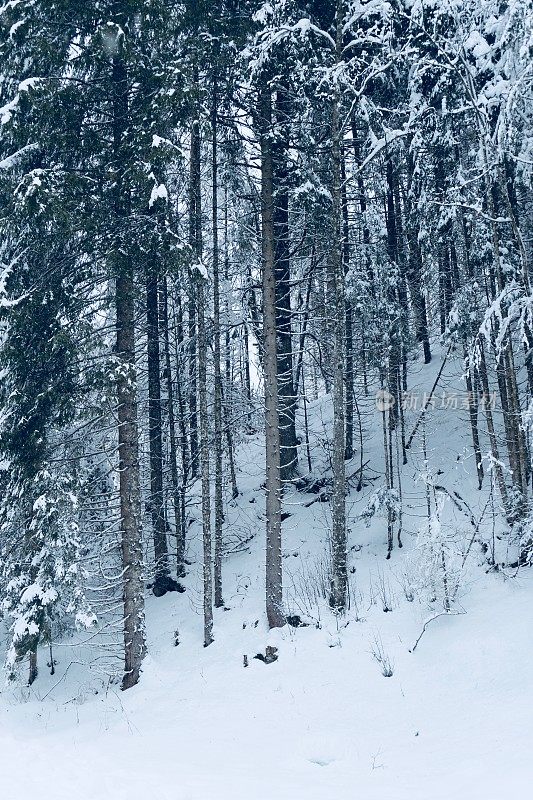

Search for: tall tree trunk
xmin=259 ymin=82 xmax=285 ymax=629
xmin=198 ymin=263 xmax=213 ymax=645
xmin=242 ymin=321 xmax=253 ymax=430
xmin=273 ymin=89 xmax=298 ymax=482
xmin=172 ymin=290 xmax=190 ymax=546
xmin=385 ymin=159 xmax=401 ymax=430
xmin=405 ymin=147 xmax=431 ymax=363
xmin=188 ymin=94 xmax=213 ymax=646
xmin=351 ymin=123 xmax=373 ymax=393
xmin=478 ymin=339 xmax=511 ymax=518
xmin=212 ymin=69 xmax=224 ymax=609
xmin=392 ymin=176 xmax=410 ymax=392
xmin=464 ymin=346 xmax=484 ymax=490
xmin=484 ymin=168 xmax=529 ymax=506
xmin=188 ymin=65 xmax=201 ymax=479
xmin=329 ymin=3 xmax=347 ymax=612
xmin=116 ymin=241 xmax=145 ymax=691
xmin=341 ymin=148 xmax=354 ymax=461
xmin=293 ymin=264 xmax=314 ymax=400
xmin=111 ymin=44 xmax=145 ymax=691
xmin=161 ymin=276 xmax=185 ymax=576
xmin=222 ymin=195 xmax=241 ymax=494
xmin=146 ymin=260 xmax=171 ymax=594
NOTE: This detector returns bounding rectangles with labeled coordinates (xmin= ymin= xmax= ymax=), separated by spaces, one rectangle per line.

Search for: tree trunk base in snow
xmin=28 ymin=649 xmax=38 ymax=686
xmin=152 ymin=575 xmax=185 ymax=597
xmin=254 ymin=645 xmax=278 ymax=664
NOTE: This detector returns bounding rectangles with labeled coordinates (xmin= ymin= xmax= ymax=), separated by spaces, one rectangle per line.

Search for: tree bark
xmin=404 ymin=147 xmax=431 ymax=363
xmin=146 ymin=260 xmax=171 ymax=593
xmin=212 ymin=68 xmax=224 ymax=609
xmin=341 ymin=148 xmax=354 ymax=461
xmin=111 ymin=46 xmax=145 ymax=691
xmin=172 ymin=290 xmax=190 ymax=547
xmin=198 ymin=264 xmax=213 ymax=645
xmin=273 ymin=89 xmax=298 ymax=482
xmin=259 ymin=82 xmax=285 ymax=629
xmin=161 ymin=277 xmax=185 ymax=575
xmin=188 ymin=65 xmax=201 ymax=479
xmin=329 ymin=3 xmax=348 ymax=612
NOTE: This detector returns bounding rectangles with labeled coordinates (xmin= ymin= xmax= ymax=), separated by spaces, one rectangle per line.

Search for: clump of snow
xmin=0 ymin=143 xmax=38 ymax=171
xmin=193 ymin=260 xmax=208 ymax=280
xmin=148 ymin=182 xmax=168 ymax=207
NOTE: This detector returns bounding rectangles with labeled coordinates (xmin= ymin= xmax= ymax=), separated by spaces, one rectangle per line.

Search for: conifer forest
xmin=0 ymin=1 xmax=532 ymax=797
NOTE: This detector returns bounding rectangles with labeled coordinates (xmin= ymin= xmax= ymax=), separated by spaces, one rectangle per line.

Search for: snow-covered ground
xmin=1 ymin=348 xmax=532 ymax=799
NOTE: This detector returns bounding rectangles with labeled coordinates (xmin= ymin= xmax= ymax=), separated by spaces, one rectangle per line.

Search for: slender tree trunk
xmin=161 ymin=277 xmax=185 ymax=575
xmin=259 ymin=82 xmax=285 ymax=629
xmin=342 ymin=149 xmax=354 ymax=461
xmin=116 ymin=246 xmax=146 ymax=689
xmin=478 ymin=339 xmax=511 ymax=518
xmin=188 ymin=66 xmax=201 ymax=479
xmin=146 ymin=260 xmax=171 ymax=594
xmin=392 ymin=176 xmax=410 ymax=392
xmin=301 ymin=363 xmax=313 ymax=473
xmin=28 ymin=648 xmax=37 ymax=685
xmin=294 ymin=261 xmax=314 ymax=401
xmin=188 ymin=103 xmax=213 ymax=645
xmin=212 ymin=69 xmax=224 ymax=609
xmin=385 ymin=160 xmax=401 ymax=430
xmin=405 ymin=147 xmax=431 ymax=363
xmin=464 ymin=346 xmax=484 ymax=490
xmin=111 ymin=46 xmax=145 ymax=691
xmin=273 ymin=89 xmax=298 ymax=482
xmin=352 ymin=115 xmax=380 ymax=404
xmin=198 ymin=263 xmax=213 ymax=645
xmin=485 ymin=172 xmax=529 ymax=506
xmin=172 ymin=291 xmax=190 ymax=545
xmin=221 ymin=380 xmax=239 ymax=501
xmin=329 ymin=3 xmax=347 ymax=612
xmin=222 ymin=201 xmax=241 ymax=494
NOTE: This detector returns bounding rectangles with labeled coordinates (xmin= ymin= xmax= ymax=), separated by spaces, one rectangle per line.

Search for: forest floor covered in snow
xmin=1 ymin=347 xmax=532 ymax=799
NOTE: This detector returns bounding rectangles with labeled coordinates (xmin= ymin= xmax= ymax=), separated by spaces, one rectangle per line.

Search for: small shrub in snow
xmin=370 ymin=633 xmax=394 ymax=677
xmin=397 ymin=569 xmax=415 ymax=602
xmin=369 ymin=568 xmax=396 ymax=612
xmin=376 ymin=568 xmax=394 ymax=612
xmin=288 ymin=553 xmax=332 ymax=626
xmin=405 ymin=492 xmax=462 ymax=612
xmin=347 ymin=581 xmax=364 ymax=622
xmin=361 ymin=487 xmax=401 ymax=529
xmin=288 ymin=552 xmax=359 ymax=626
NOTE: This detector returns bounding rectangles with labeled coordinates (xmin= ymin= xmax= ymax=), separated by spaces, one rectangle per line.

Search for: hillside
xmin=1 ymin=347 xmax=531 ymax=800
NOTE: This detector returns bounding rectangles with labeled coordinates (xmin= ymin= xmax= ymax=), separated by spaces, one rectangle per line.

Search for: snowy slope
xmin=0 ymin=347 xmax=532 ymax=800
